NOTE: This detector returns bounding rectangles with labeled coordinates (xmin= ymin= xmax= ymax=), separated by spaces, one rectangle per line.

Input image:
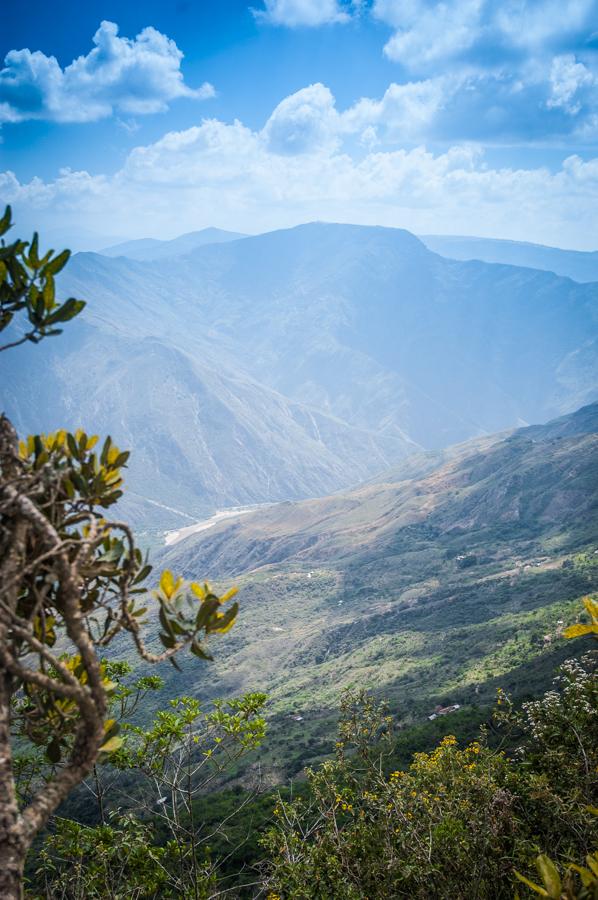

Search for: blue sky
xmin=1 ymin=0 xmax=597 ymax=249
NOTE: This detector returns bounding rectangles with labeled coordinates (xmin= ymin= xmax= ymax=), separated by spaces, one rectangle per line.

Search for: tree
xmin=37 ymin=691 xmax=267 ymax=899
xmin=0 ymin=207 xmax=240 ymax=898
xmin=262 ymin=604 xmax=597 ymax=899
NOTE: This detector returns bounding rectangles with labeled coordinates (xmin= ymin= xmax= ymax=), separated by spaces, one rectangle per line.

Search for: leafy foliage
xmin=0 ymin=206 xmax=85 ymax=352
xmin=514 ymin=850 xmax=598 ymax=899
xmin=0 ymin=209 xmax=240 ymax=896
xmin=262 ymin=643 xmax=597 ymax=899
xmin=36 ymin=692 xmax=268 ymax=898
xmin=35 ymin=813 xmax=173 ymax=900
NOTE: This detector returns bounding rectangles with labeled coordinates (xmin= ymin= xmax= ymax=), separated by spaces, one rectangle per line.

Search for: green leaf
xmin=535 ymin=855 xmax=562 ymax=899
xmin=45 ymin=297 xmax=85 ymax=325
xmin=195 ymin=596 xmax=219 ymax=630
xmin=28 ymin=232 xmax=40 ymax=268
xmin=586 ymin=854 xmax=598 ymax=878
xmin=0 ymin=205 xmax=11 ymax=237
xmin=100 ymin=435 xmax=112 ymax=466
xmin=99 ymin=735 xmax=124 ymax=754
xmin=67 ymin=432 xmax=79 ymax=457
xmin=132 ymin=564 xmax=152 ymax=585
xmin=568 ymin=864 xmax=594 ymax=887
xmin=191 ymin=640 xmax=213 ymax=661
xmin=44 ymin=248 xmax=70 ymax=275
xmin=112 ymin=450 xmax=130 ymax=468
xmin=207 ymin=601 xmax=239 ymax=635
xmin=513 ymin=872 xmax=549 ymax=895
xmin=42 ymin=274 xmax=55 ymax=310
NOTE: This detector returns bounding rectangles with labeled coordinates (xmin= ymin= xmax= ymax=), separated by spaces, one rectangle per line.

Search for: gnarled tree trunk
xmin=0 ymin=671 xmax=25 ymax=900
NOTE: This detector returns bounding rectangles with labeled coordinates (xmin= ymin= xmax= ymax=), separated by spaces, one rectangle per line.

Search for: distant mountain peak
xmin=99 ymin=227 xmax=247 ymax=261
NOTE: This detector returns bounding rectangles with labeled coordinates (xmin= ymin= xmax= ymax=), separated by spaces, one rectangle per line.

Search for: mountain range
xmin=149 ymin=403 xmax=598 ymax=777
xmin=420 ymin=234 xmax=598 ymax=283
xmin=100 ymin=227 xmax=246 ymax=261
xmin=1 ymin=222 xmax=597 ymax=528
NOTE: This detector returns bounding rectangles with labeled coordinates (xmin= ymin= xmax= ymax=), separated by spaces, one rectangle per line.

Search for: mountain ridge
xmin=161 ymin=402 xmax=598 ymax=579
xmin=421 ymin=233 xmax=598 ymax=283
xmin=1 ymin=221 xmax=596 ymax=526
xmin=144 ymin=403 xmax=598 ymax=761
xmin=99 ymin=227 xmax=247 ymax=261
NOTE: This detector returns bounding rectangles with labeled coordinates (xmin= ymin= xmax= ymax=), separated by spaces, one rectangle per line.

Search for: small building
xmin=428 ymin=703 xmax=460 ymax=720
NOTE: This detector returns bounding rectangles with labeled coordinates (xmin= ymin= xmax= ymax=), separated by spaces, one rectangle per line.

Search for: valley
xmin=1 ymin=222 xmax=596 ymax=530
xmin=137 ymin=403 xmax=598 ymax=781
xmin=3 ymin=6 xmax=598 ymax=894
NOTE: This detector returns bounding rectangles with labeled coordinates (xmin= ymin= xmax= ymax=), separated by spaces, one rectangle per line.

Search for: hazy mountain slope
xmin=168 ymin=222 xmax=598 ymax=446
xmin=162 ymin=403 xmax=598 ymax=578
xmin=152 ymin=406 xmax=598 ymax=770
xmin=2 ymin=222 xmax=596 ymax=526
xmin=421 ymin=234 xmax=598 ymax=283
xmin=100 ymin=227 xmax=247 ymax=261
xmin=1 ymin=326 xmax=409 ymax=526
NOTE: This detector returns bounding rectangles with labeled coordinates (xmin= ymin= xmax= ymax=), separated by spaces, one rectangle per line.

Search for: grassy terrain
xmin=134 ymin=404 xmax=598 ymax=782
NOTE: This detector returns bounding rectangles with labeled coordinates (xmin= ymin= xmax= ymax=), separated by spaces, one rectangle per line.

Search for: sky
xmin=1 ymin=0 xmax=597 ymax=250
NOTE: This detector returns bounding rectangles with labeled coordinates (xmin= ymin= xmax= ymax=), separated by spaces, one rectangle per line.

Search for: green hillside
xmin=146 ymin=404 xmax=598 ymax=779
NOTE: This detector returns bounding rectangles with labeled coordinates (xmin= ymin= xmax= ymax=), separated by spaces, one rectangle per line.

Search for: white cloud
xmin=341 ymin=78 xmax=452 ymax=139
xmin=1 ymin=84 xmax=597 ymax=250
xmin=374 ymin=0 xmax=483 ymax=68
xmin=263 ymin=83 xmax=340 ymax=153
xmin=547 ymin=54 xmax=596 ymax=115
xmin=254 ymin=0 xmax=352 ymax=26
xmin=0 ymin=20 xmax=214 ymax=124
xmin=494 ymin=0 xmax=595 ymax=50
xmin=373 ymin=0 xmax=598 ymax=69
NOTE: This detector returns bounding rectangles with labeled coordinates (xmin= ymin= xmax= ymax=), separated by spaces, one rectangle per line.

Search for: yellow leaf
xmin=220 ymin=586 xmax=238 ymax=604
xmin=513 ymin=870 xmax=549 ymax=896
xmin=582 ymin=596 xmax=598 ymax=622
xmin=160 ymin=570 xmax=182 ymax=599
xmin=106 ymin=445 xmax=121 ymax=465
xmin=103 ymin=471 xmax=123 ymax=487
xmin=586 ymin=854 xmax=598 ymax=878
xmin=160 ymin=570 xmax=174 ymax=597
xmin=535 ymin=854 xmax=562 ymax=898
xmin=564 ymin=623 xmax=596 ymax=639
xmin=86 ymin=434 xmax=99 ymax=451
xmin=212 ymin=612 xmax=238 ymax=634
xmin=99 ymin=735 xmax=123 ymax=754
xmin=190 ymin=582 xmax=205 ymax=600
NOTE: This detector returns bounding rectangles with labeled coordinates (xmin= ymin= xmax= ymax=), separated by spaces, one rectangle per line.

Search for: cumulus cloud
xmin=373 ymin=0 xmax=483 ymax=69
xmin=1 ymin=84 xmax=597 ymax=250
xmin=0 ymin=20 xmax=214 ymax=124
xmin=547 ymin=54 xmax=596 ymax=115
xmin=341 ymin=78 xmax=452 ymax=140
xmin=251 ymin=1 xmax=598 ymax=144
xmin=372 ymin=0 xmax=598 ymax=69
xmin=263 ymin=84 xmax=340 ymax=153
xmin=254 ymin=0 xmax=353 ymax=26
